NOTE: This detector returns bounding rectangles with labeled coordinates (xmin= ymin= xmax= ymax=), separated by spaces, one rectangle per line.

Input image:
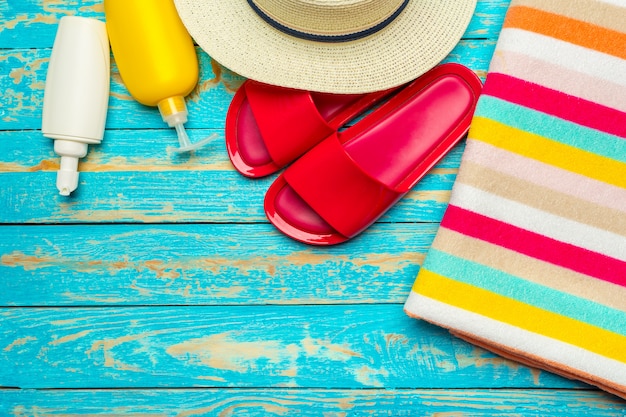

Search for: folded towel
xmin=404 ymin=0 xmax=626 ymax=399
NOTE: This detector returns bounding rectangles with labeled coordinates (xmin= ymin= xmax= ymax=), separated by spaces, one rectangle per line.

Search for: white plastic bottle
xmin=42 ymin=16 xmax=111 ymax=196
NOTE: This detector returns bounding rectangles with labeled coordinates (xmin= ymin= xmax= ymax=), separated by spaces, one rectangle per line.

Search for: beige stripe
xmin=457 ymin=161 xmax=626 ymax=237
xmin=513 ymin=0 xmax=626 ymax=34
xmin=462 ymin=141 xmax=626 ymax=215
xmin=432 ymin=228 xmax=626 ymax=312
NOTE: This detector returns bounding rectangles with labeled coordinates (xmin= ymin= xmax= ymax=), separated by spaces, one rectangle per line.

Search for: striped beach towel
xmin=404 ymin=0 xmax=626 ymax=399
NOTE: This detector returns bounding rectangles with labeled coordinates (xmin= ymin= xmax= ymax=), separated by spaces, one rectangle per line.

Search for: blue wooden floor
xmin=1 ymin=1 xmax=626 ymax=415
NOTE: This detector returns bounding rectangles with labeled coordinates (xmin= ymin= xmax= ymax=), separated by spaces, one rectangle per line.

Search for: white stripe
xmin=449 ymin=182 xmax=626 ymax=261
xmin=493 ymin=28 xmax=626 ymax=88
xmin=404 ymin=292 xmax=626 ymax=388
xmin=489 ymin=50 xmax=626 ymax=112
xmin=462 ymin=140 xmax=626 ymax=215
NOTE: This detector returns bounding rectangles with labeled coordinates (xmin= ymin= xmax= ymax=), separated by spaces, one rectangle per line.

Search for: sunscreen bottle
xmin=104 ymin=0 xmax=214 ymax=152
xmin=42 ymin=16 xmax=110 ymax=196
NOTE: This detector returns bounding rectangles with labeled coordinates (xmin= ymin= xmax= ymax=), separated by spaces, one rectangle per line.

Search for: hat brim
xmin=173 ymin=0 xmax=477 ymax=93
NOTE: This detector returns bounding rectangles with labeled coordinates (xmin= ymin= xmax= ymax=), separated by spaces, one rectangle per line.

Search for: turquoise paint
xmin=0 ymin=305 xmax=574 ymax=389
xmin=0 ymin=170 xmax=454 ymax=223
xmin=3 ymin=0 xmax=624 ymax=414
xmin=0 ymin=223 xmax=430 ymax=306
xmin=1 ymin=389 xmax=624 ymax=416
xmin=0 ymin=130 xmax=464 ymax=224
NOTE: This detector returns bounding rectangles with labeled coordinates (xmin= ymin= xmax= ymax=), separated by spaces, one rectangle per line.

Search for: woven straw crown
xmin=174 ymin=0 xmax=477 ymax=93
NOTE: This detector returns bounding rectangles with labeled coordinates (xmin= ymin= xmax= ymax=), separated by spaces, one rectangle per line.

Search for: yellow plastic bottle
xmin=104 ymin=0 xmax=214 ymax=151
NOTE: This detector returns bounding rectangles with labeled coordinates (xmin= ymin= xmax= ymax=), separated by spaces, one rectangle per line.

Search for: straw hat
xmin=173 ymin=0 xmax=477 ymax=93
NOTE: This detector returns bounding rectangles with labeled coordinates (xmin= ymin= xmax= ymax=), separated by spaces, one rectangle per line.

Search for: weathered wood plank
xmin=0 ymin=40 xmax=497 ymax=130
xmin=0 ymin=1 xmax=510 ymax=49
xmin=0 ymin=171 xmax=454 ymax=224
xmin=0 ymin=127 xmax=465 ymax=173
xmin=0 ymin=131 xmax=461 ymax=224
xmin=0 ymin=223 xmax=429 ymax=306
xmin=0 ymin=305 xmax=579 ymax=390
xmin=0 ymin=0 xmax=105 ymax=49
xmin=1 ymin=388 xmax=624 ymax=416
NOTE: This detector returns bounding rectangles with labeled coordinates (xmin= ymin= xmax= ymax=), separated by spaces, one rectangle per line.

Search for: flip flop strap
xmin=246 ymin=82 xmax=335 ymax=166
xmin=283 ymin=133 xmax=404 ymax=238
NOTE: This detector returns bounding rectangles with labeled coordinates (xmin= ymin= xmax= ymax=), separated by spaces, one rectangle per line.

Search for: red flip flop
xmin=264 ymin=63 xmax=482 ymax=245
xmin=225 ymin=80 xmax=397 ymax=177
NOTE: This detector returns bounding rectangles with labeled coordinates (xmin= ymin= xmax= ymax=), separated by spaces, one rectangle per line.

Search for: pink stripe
xmin=462 ymin=140 xmax=626 ymax=214
xmin=441 ymin=205 xmax=626 ymax=288
xmin=483 ymin=73 xmax=626 ymax=138
xmin=489 ymin=51 xmax=626 ymax=112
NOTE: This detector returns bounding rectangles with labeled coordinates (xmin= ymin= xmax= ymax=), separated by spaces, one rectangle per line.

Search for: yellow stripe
xmin=413 ymin=269 xmax=626 ymax=363
xmin=469 ymin=117 xmax=626 ymax=189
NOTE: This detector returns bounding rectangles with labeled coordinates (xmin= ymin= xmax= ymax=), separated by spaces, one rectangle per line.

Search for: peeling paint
xmin=3 ymin=87 xmax=42 ymax=117
xmin=143 ymin=260 xmax=182 ymax=280
xmin=0 ymin=159 xmax=59 ymax=172
xmin=217 ymin=402 xmax=291 ymax=417
xmin=406 ymin=190 xmax=453 ymax=204
xmin=1 ymin=250 xmax=110 ymax=274
xmin=49 ymin=202 xmax=215 ymax=223
xmin=86 ymin=332 xmax=164 ymax=373
xmin=530 ymin=368 xmax=542 ymax=386
xmin=454 ymin=345 xmax=520 ymax=373
xmin=109 ymin=93 xmax=136 ymax=105
xmin=0 ymin=14 xmax=28 ymax=33
xmin=3 ymin=336 xmax=37 ymax=352
xmin=53 ymin=204 xmax=192 ymax=224
xmin=166 ymin=332 xmax=288 ymax=373
xmin=335 ymin=397 xmax=356 ymax=411
xmin=301 ymin=336 xmax=362 ymax=362
xmin=0 ymin=247 xmax=418 ymax=291
xmin=385 ymin=333 xmax=409 ymax=348
xmin=189 ymin=59 xmax=244 ymax=102
xmin=430 ymin=167 xmax=460 ymax=175
xmin=197 ymin=375 xmax=227 ymax=382
xmin=353 ymin=365 xmax=389 ymax=387
xmin=78 ymin=3 xmax=105 ymax=14
xmin=1 ymin=251 xmax=61 ymax=271
xmin=49 ymin=330 xmax=92 ymax=346
xmin=174 ymin=397 xmax=295 ymax=417
xmin=11 ymin=56 xmax=48 ymax=85
xmin=166 ymin=332 xmax=364 ymax=378
xmin=29 ymin=13 xmax=58 ymax=26
xmin=78 ymin=156 xmax=232 ymax=173
xmin=50 ymin=317 xmax=89 ymax=326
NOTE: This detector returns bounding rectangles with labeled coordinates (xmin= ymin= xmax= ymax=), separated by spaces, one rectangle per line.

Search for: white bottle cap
xmin=42 ymin=16 xmax=110 ymax=196
xmin=54 ymin=140 xmax=88 ymax=196
xmin=57 ymin=157 xmax=80 ymax=197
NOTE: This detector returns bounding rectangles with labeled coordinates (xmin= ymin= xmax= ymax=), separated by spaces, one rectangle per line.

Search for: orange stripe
xmin=504 ymin=5 xmax=626 ymax=60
